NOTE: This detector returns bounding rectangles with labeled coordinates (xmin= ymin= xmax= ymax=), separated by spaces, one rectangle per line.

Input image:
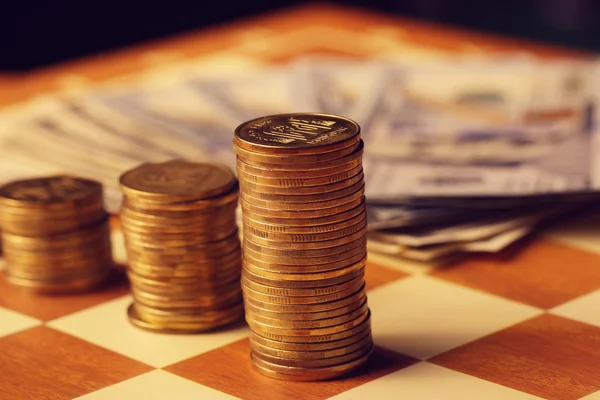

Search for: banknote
xmin=366 ymin=198 xmax=592 ymax=261
xmin=288 ymin=57 xmax=384 ymax=125
xmin=359 ymin=57 xmax=596 ymax=200
xmin=367 ymin=225 xmax=533 ymax=262
xmin=367 ymin=204 xmax=569 ymax=247
xmin=365 ymin=203 xmax=483 ymax=231
xmin=368 ymin=207 xmax=572 ymax=262
xmin=184 ymin=68 xmax=297 ymax=124
xmin=82 ymin=86 xmax=235 ymax=147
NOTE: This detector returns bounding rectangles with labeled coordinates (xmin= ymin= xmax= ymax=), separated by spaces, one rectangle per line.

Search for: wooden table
xmin=2 ymin=4 xmax=600 ymax=400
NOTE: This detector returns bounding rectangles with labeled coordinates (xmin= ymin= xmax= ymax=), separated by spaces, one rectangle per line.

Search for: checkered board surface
xmin=1 ymin=209 xmax=600 ymax=400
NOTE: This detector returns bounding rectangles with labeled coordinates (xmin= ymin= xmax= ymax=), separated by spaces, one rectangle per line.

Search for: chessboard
xmin=2 ymin=207 xmax=600 ymax=400
xmin=2 ymin=4 xmax=600 ymax=400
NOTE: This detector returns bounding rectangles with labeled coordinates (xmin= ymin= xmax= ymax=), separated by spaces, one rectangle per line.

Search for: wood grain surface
xmin=431 ymin=314 xmax=600 ymax=400
xmin=0 ymin=326 xmax=152 ymax=400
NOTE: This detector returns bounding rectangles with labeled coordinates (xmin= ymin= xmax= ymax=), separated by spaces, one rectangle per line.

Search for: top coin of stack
xmin=119 ymin=160 xmax=245 ymax=334
xmin=0 ymin=175 xmax=114 ymax=293
xmin=234 ymin=113 xmax=373 ymax=381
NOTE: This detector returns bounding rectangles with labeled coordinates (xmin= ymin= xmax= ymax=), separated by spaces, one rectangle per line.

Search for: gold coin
xmin=3 ymin=266 xmax=111 ymax=294
xmin=236 ymin=156 xmax=361 ymax=179
xmin=239 ymin=185 xmax=363 ymax=211
xmin=133 ymin=281 xmax=242 ymax=301
xmin=234 ymin=113 xmax=360 ymax=154
xmin=129 ymin=259 xmax=241 ymax=281
xmin=0 ymin=204 xmax=107 ymax=222
xmin=241 ymin=208 xmax=365 ymax=235
xmin=249 ymin=322 xmax=371 ymax=351
xmin=244 ymin=289 xmax=366 ymax=313
xmin=125 ymin=244 xmax=241 ymax=265
xmin=243 ymin=216 xmax=366 ymax=243
xmin=134 ymin=309 xmax=244 ymax=328
xmin=241 ymin=263 xmax=364 ymax=289
xmin=241 ymin=279 xmax=364 ymax=305
xmin=248 ymin=303 xmax=369 ymax=337
xmin=2 ymin=256 xmax=113 ymax=276
xmin=133 ymin=302 xmax=245 ymax=323
xmin=239 ymin=181 xmax=364 ymax=206
xmin=129 ymin=250 xmax=241 ymax=272
xmin=133 ymin=301 xmax=244 ymax=317
xmin=250 ymin=349 xmax=371 ymax=381
xmin=252 ymin=339 xmax=373 ymax=368
xmin=119 ymin=160 xmax=236 ymax=202
xmin=5 ymin=251 xmax=112 ymax=277
xmin=238 ymin=170 xmax=363 ymax=195
xmin=122 ymin=226 xmax=238 ymax=247
xmin=242 ymin=259 xmax=366 ymax=282
xmin=125 ymin=240 xmax=240 ymax=256
xmin=244 ymin=295 xmax=367 ymax=322
xmin=121 ymin=196 xmax=238 ymax=217
xmin=236 ymin=164 xmax=362 ymax=188
xmin=133 ymin=287 xmax=243 ymax=307
xmin=242 ymin=250 xmax=365 ymax=274
xmin=129 ymin=273 xmax=241 ymax=296
xmin=127 ymin=303 xmax=243 ymax=334
xmin=0 ymin=223 xmax=110 ymax=250
xmin=250 ymin=336 xmax=370 ymax=360
xmin=0 ymin=175 xmax=102 ymax=210
xmin=128 ymin=266 xmax=240 ymax=287
xmin=237 ymin=140 xmax=364 ymax=171
xmin=240 ymin=196 xmax=364 ymax=219
xmin=3 ymin=238 xmax=112 ymax=260
xmin=234 ymin=138 xmax=359 ymax=165
xmin=125 ymin=229 xmax=240 ymax=252
xmin=0 ymin=211 xmax=109 ymax=236
xmin=240 ymin=273 xmax=364 ymax=297
xmin=132 ymin=287 xmax=243 ymax=310
xmin=0 ymin=196 xmax=104 ymax=218
xmin=242 ymin=245 xmax=365 ymax=269
xmin=120 ymin=187 xmax=239 ymax=213
xmin=241 ymin=247 xmax=366 ymax=270
xmin=131 ymin=282 xmax=242 ymax=298
xmin=242 ymin=236 xmax=366 ymax=258
xmin=120 ymin=214 xmax=237 ymax=234
xmin=245 ymin=301 xmax=369 ymax=330
xmin=243 ymin=225 xmax=366 ymax=250
xmin=243 ymin=255 xmax=366 ymax=287
xmin=248 ymin=310 xmax=370 ymax=343
xmin=241 ymin=201 xmax=365 ymax=228
xmin=5 ymin=257 xmax=113 ymax=279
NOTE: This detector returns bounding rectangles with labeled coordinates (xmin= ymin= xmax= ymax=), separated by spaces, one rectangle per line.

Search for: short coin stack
xmin=119 ymin=160 xmax=244 ymax=333
xmin=0 ymin=175 xmax=113 ymax=293
xmin=234 ymin=113 xmax=373 ymax=381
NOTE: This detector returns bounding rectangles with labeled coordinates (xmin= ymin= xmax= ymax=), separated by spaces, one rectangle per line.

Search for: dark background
xmin=1 ymin=0 xmax=600 ymax=71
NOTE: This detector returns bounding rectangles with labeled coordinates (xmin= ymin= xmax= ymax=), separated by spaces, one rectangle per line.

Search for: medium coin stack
xmin=119 ymin=160 xmax=244 ymax=333
xmin=234 ymin=113 xmax=373 ymax=381
xmin=0 ymin=175 xmax=114 ymax=293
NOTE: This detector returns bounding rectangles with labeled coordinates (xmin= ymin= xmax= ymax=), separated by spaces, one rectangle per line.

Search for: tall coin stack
xmin=0 ymin=175 xmax=114 ymax=293
xmin=234 ymin=113 xmax=373 ymax=381
xmin=119 ymin=160 xmax=244 ymax=333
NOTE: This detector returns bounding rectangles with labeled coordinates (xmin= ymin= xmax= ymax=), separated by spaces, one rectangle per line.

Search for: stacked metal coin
xmin=234 ymin=113 xmax=373 ymax=381
xmin=0 ymin=175 xmax=113 ymax=293
xmin=119 ymin=160 xmax=244 ymax=333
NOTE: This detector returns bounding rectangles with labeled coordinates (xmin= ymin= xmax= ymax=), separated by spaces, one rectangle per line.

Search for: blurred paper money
xmin=2 ymin=52 xmax=600 ymax=263
xmin=366 ymin=202 xmax=579 ymax=262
